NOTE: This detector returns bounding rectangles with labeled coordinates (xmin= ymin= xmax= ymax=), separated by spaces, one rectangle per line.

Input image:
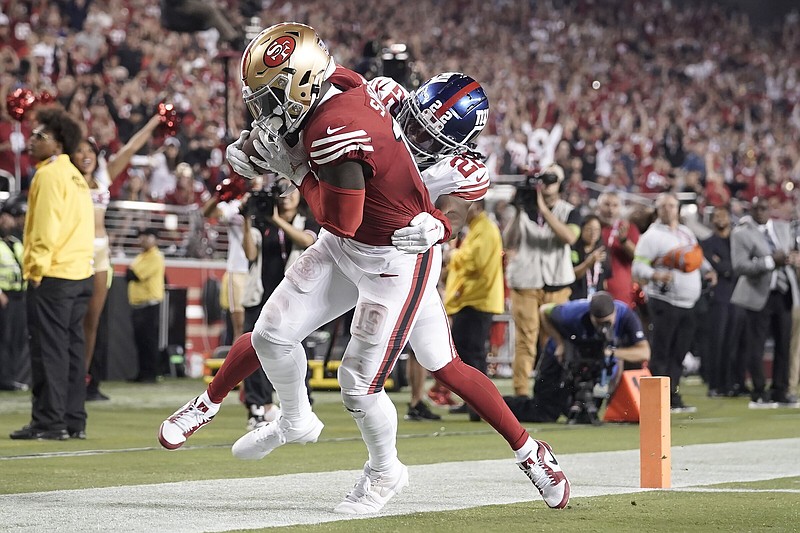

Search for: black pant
xmin=88 ymin=295 xmax=111 ymax=394
xmin=242 ymin=304 xmax=274 ymax=406
xmin=27 ymin=276 xmax=93 ymax=432
xmin=744 ymin=291 xmax=792 ymax=397
xmin=0 ymin=291 xmax=27 ymax=388
xmin=647 ymin=298 xmax=696 ymax=397
xmin=132 ymin=303 xmax=161 ymax=381
xmin=707 ymin=300 xmax=745 ymax=393
xmin=451 ymin=306 xmax=494 ymax=375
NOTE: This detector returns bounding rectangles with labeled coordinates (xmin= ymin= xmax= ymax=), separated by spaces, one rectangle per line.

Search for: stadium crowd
xmin=0 ymin=0 xmax=798 ymax=222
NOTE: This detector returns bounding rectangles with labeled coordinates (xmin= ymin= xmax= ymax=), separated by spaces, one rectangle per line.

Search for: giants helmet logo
xmin=263 ymin=36 xmax=296 ymax=68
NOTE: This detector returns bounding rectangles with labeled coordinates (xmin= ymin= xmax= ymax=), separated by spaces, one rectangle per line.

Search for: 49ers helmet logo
xmin=263 ymin=36 xmax=296 ymax=67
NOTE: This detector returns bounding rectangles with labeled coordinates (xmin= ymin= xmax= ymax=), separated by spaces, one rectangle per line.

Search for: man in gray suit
xmin=731 ymin=197 xmax=800 ymax=408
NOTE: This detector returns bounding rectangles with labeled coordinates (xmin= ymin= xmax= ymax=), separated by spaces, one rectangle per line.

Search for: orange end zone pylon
xmin=639 ymin=376 xmax=671 ymax=488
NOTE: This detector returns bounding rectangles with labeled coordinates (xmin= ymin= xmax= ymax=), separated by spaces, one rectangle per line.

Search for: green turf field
xmin=1 ymin=376 xmax=799 ymax=532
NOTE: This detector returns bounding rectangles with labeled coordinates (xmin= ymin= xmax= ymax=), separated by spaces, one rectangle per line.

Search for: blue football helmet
xmin=396 ymin=72 xmax=489 ymax=166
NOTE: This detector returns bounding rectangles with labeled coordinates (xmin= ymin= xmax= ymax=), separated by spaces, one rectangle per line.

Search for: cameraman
xmin=504 ymin=292 xmax=650 ymax=423
xmin=503 ymin=163 xmax=582 ymax=397
xmin=239 ymin=177 xmax=319 ymax=428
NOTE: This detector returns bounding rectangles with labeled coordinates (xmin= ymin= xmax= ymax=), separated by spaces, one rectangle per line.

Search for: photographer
xmin=504 ymin=292 xmax=650 ymax=423
xmin=239 ymin=178 xmax=319 ymax=429
xmin=503 ymin=163 xmax=582 ymax=397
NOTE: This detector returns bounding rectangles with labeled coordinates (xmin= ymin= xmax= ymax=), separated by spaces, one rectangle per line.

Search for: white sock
xmin=344 ymin=390 xmax=400 ymax=473
xmin=198 ymin=390 xmax=220 ymax=410
xmin=514 ymin=436 xmax=536 ymax=463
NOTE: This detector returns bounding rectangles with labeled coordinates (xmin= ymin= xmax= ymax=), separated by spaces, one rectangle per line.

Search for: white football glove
xmin=250 ymin=127 xmax=311 ymax=188
xmin=391 ymin=212 xmax=445 ymax=254
xmin=225 ymin=130 xmax=260 ymax=179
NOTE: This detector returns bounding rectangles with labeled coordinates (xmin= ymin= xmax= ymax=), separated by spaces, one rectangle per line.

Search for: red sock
xmin=433 ymin=357 xmax=529 ymax=451
xmin=207 ymin=332 xmax=261 ymax=404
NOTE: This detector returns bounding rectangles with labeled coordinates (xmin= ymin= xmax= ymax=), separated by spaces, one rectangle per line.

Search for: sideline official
xmin=11 ymin=108 xmax=94 ymax=441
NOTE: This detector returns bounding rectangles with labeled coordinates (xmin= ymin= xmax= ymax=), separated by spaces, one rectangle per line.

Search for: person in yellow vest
xmin=126 ymin=227 xmax=165 ymax=383
xmin=11 ymin=107 xmax=95 ymax=441
xmin=0 ymin=201 xmax=28 ymax=391
xmin=444 ymin=200 xmax=505 ymax=421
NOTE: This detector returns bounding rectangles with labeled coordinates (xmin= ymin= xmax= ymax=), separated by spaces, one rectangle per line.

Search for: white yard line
xmin=1 ymin=438 xmax=798 ymax=533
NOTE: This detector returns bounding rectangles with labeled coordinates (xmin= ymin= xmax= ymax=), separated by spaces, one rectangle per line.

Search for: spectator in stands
xmin=70 ymin=114 xmax=161 ymax=401
xmin=570 ymin=214 xmax=610 ymax=300
xmin=164 ymin=162 xmax=210 ymax=206
xmin=633 ymin=192 xmax=716 ymax=413
xmin=125 ymin=228 xmax=165 ymax=384
xmin=730 ymin=197 xmax=800 ymax=408
xmin=443 ymin=200 xmax=505 ymax=421
xmin=118 ymin=169 xmax=149 ymax=201
xmin=503 ymin=164 xmax=581 ymax=397
xmin=11 ymin=107 xmax=94 ymax=441
xmin=596 ymin=191 xmax=639 ymax=306
xmin=147 ymin=137 xmax=182 ymax=201
xmin=700 ymin=205 xmax=744 ymax=397
xmin=0 ymin=200 xmax=27 ymax=391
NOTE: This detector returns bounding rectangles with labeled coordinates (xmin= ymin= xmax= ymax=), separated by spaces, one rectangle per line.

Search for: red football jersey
xmin=303 ymin=68 xmax=444 ymax=246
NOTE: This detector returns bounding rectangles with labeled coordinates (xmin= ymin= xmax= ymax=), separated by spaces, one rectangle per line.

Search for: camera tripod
xmin=566 ymin=379 xmax=603 ymax=425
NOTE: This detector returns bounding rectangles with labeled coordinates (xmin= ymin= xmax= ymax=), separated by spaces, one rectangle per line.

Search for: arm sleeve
xmin=313 ymin=179 xmax=365 ymax=239
xmin=25 ymin=171 xmax=64 ymax=281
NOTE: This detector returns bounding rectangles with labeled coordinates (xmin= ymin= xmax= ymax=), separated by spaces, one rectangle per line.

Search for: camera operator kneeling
xmin=504 ymin=291 xmax=650 ymax=424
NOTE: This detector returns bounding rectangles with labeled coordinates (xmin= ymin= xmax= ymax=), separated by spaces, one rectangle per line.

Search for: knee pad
xmin=251 ymin=329 xmax=295 ymax=362
xmin=341 ymin=392 xmax=379 ymax=420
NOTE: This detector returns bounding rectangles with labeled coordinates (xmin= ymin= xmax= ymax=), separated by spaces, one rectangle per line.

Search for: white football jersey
xmin=368 ymin=76 xmax=409 ymax=117
xmin=368 ymin=76 xmax=490 ymax=204
xmin=421 ymin=155 xmax=490 ymax=203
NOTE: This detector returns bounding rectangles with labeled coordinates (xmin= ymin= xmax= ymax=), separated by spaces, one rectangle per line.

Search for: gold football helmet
xmin=241 ymin=22 xmax=335 ymax=137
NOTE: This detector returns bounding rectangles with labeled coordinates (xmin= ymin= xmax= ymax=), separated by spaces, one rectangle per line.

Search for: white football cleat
xmin=518 ymin=439 xmax=570 ymax=509
xmin=334 ymin=461 xmax=409 ymax=514
xmin=231 ymin=413 xmax=323 ymax=460
xmin=158 ymin=393 xmax=220 ymax=450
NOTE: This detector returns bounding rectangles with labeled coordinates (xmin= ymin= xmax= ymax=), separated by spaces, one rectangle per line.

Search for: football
xmin=242 ymin=134 xmax=260 ymax=160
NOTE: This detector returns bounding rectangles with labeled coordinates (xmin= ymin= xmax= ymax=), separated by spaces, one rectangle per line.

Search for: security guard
xmin=0 ymin=201 xmax=27 ymax=391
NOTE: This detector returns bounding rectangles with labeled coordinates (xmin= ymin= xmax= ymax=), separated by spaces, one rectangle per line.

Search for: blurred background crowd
xmin=0 ymin=0 xmax=798 ymax=222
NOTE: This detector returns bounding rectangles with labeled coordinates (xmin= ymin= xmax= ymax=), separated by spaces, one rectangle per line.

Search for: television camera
xmin=514 ymin=170 xmax=560 ymax=219
xmin=246 ymin=181 xmax=287 ymax=231
xmin=561 ymin=323 xmax=617 ymax=425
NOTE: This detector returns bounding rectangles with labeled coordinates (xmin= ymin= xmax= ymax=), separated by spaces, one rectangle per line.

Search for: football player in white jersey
xmin=368 ymin=74 xmax=489 ymax=420
xmin=159 ymin=25 xmax=569 ymax=514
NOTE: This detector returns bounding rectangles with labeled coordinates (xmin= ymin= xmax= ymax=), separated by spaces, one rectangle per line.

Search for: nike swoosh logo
xmin=379 ymin=273 xmax=398 ymax=278
xmin=547 ymin=451 xmax=559 ymax=466
xmin=326 ymin=125 xmax=346 ymax=135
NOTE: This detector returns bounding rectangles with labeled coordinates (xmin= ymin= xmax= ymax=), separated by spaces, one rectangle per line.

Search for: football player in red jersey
xmin=159 ymin=23 xmax=569 ymax=512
